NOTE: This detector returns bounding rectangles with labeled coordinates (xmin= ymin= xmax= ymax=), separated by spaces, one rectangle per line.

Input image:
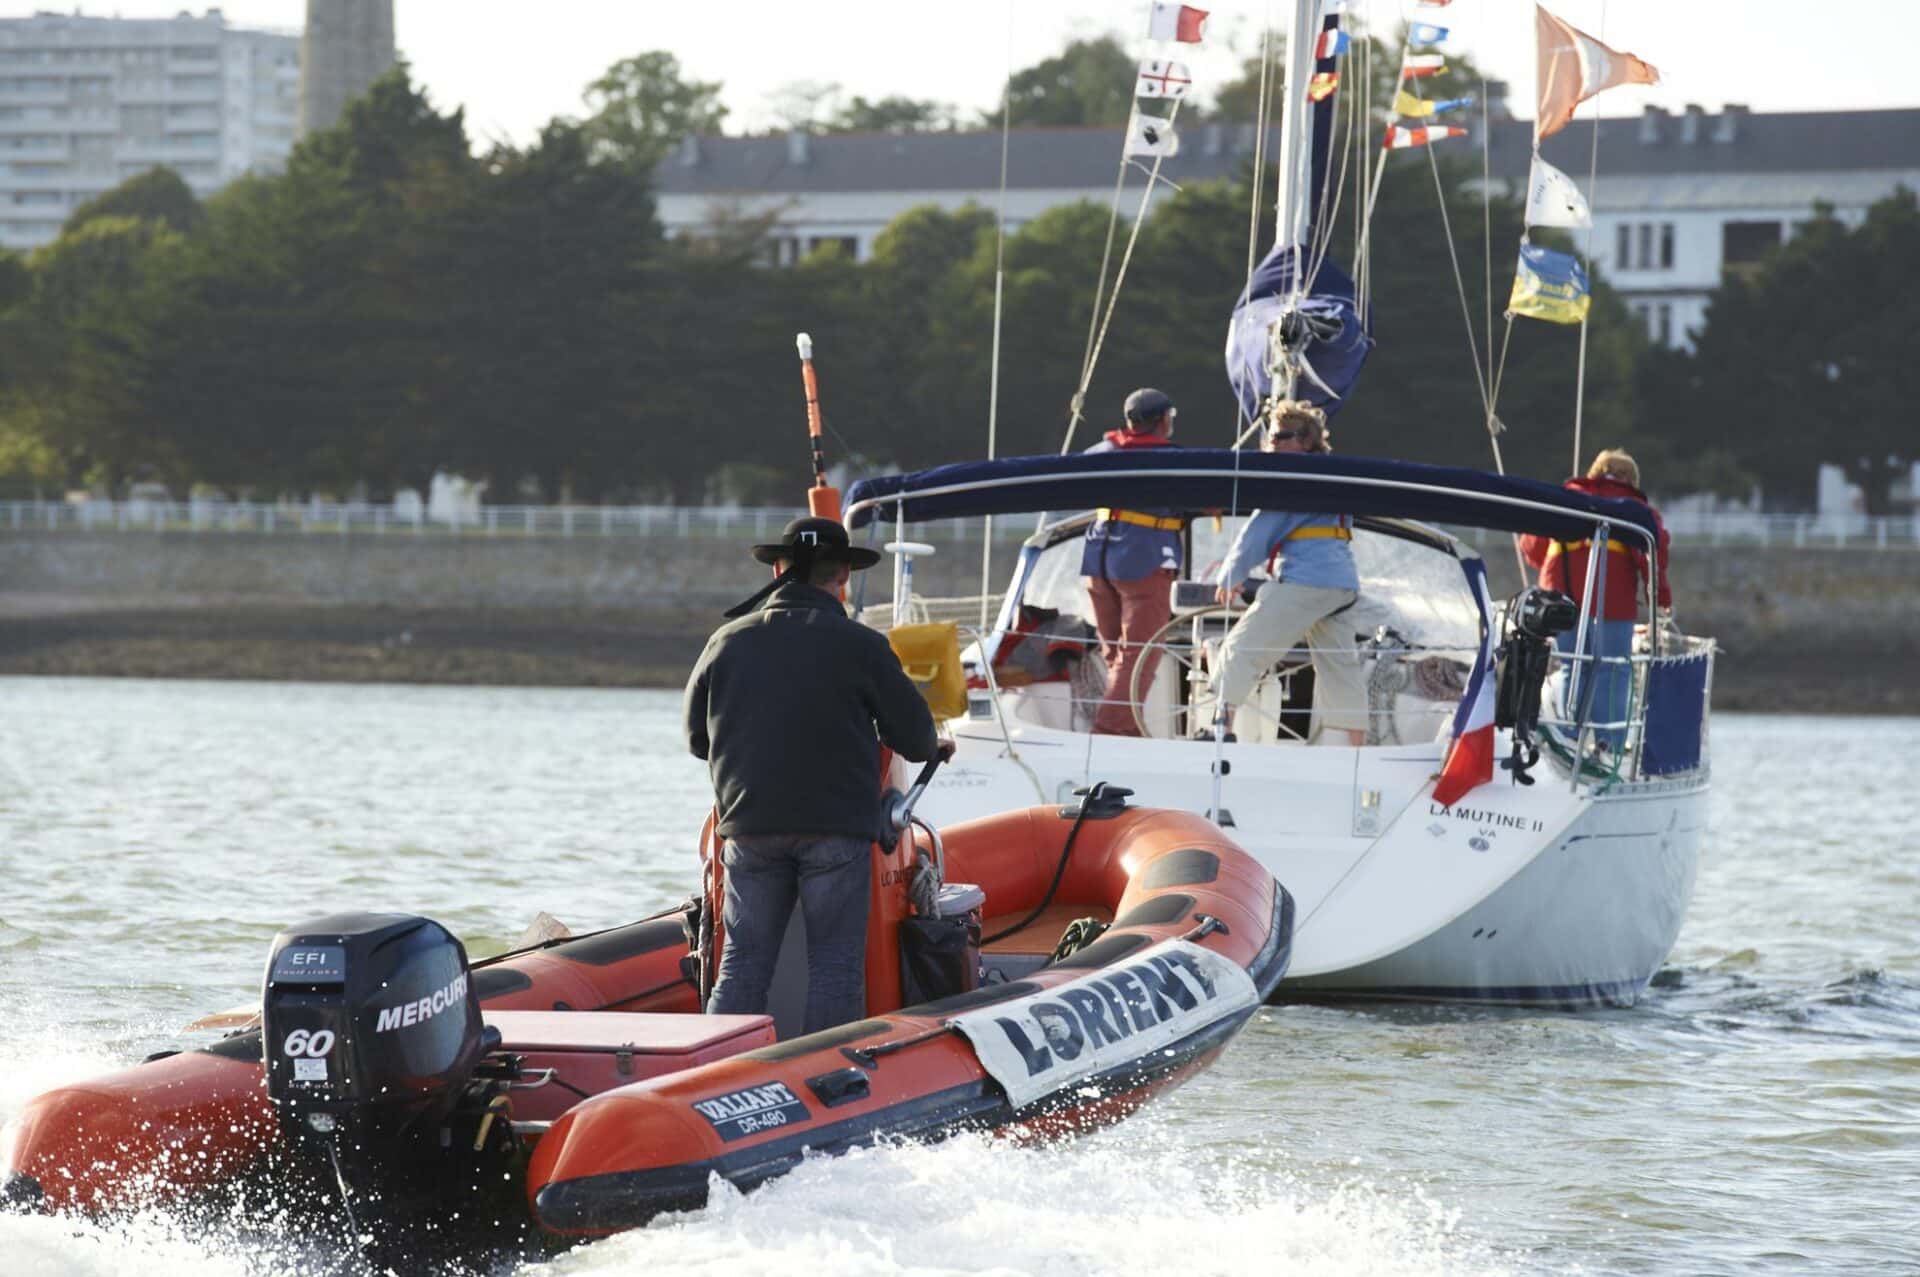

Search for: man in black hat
xmin=684 ymin=516 xmax=939 ymax=1034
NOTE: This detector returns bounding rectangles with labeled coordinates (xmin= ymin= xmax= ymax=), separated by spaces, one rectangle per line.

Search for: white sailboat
xmin=843 ymin=0 xmax=1713 ymax=1007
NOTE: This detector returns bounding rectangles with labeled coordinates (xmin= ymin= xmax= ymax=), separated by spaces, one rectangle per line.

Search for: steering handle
xmin=887 ymin=743 xmax=953 ymax=836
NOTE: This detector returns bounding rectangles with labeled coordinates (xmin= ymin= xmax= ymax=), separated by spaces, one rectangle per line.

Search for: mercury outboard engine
xmin=1494 ymin=587 xmax=1579 ymax=784
xmin=262 ymin=913 xmax=512 ymax=1229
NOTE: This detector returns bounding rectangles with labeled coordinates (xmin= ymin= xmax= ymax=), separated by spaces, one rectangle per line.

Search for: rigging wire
xmin=1232 ymin=1 xmax=1279 ymax=445
xmin=981 ymin=0 xmax=1013 ymax=625
xmin=1244 ymin=9 xmax=1276 ymax=298
xmin=1061 ymin=96 xmax=1188 ymax=458
xmin=1570 ymin=0 xmax=1610 ymax=475
xmin=1480 ymin=0 xmax=1495 ymax=438
xmin=1069 ymin=158 xmax=1134 ymax=447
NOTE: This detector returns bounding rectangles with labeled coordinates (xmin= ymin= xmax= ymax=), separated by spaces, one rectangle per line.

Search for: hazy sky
xmin=36 ymin=2 xmax=1920 ymax=143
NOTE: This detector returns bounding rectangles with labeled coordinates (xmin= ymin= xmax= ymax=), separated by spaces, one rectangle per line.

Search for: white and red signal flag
xmin=1147 ymin=3 xmax=1209 ymax=44
xmin=1382 ymin=123 xmax=1467 ymax=150
xmin=1136 ymin=59 xmax=1192 ymax=99
xmin=1535 ymin=3 xmax=1659 ymax=139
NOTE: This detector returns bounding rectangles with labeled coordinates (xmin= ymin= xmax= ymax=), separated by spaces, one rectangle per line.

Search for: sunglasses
xmin=1266 ymin=428 xmax=1303 ymax=442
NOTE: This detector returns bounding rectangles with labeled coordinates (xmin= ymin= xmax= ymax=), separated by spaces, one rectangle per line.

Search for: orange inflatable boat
xmin=1 ymin=759 xmax=1291 ymax=1248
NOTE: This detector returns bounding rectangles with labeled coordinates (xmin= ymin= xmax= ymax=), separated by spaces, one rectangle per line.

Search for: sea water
xmin=1 ymin=679 xmax=1915 ymax=1275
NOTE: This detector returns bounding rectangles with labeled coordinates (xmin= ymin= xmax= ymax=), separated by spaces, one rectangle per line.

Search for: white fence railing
xmin=0 ymin=500 xmax=1044 ymax=545
xmin=1447 ymin=511 xmax=1918 ymax=551
xmin=2 ymin=500 xmax=1916 ymax=550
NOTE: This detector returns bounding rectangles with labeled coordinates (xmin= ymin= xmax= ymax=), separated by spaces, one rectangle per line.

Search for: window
xmin=1614 ymin=221 xmax=1676 ymax=272
xmin=806 ymin=235 xmax=858 ymax=260
xmin=1654 ymin=304 xmax=1672 ymax=347
xmin=1722 ymin=220 xmax=1783 ymax=268
xmin=762 ymin=235 xmax=802 ymax=268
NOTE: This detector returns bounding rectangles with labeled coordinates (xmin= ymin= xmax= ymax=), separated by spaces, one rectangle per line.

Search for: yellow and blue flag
xmin=1393 ymin=90 xmax=1471 ymax=119
xmin=1508 ymin=242 xmax=1591 ymax=324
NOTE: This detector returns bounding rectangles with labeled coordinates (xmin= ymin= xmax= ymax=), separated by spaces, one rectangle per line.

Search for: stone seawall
xmin=2 ymin=531 xmax=1914 ymax=709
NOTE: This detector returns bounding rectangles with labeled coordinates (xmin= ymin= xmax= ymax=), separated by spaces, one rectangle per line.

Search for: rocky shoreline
xmin=1 ymin=600 xmax=1912 ymax=715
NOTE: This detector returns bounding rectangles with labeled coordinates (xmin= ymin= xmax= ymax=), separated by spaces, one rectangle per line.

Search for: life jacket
xmin=969 ymin=607 xmax=1095 ymax=688
xmin=1081 ymin=431 xmax=1184 ymax=582
xmin=1264 ymin=513 xmax=1354 ymax=577
xmin=1517 ymin=476 xmax=1672 ymax=621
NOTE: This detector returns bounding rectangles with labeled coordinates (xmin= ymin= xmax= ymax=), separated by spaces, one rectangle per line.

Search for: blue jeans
xmin=1557 ymin=620 xmax=1634 ymax=750
xmin=708 ymin=834 xmax=870 ymax=1035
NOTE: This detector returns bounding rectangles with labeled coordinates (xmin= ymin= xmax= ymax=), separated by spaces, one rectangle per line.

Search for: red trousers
xmin=1084 ymin=571 xmax=1174 ymax=736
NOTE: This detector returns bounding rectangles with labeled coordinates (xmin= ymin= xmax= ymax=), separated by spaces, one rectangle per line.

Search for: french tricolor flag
xmin=1433 ymin=561 xmax=1497 ymax=808
xmin=1315 ymin=29 xmax=1350 ymax=59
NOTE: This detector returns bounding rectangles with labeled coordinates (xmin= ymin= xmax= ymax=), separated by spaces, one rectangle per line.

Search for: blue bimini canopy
xmin=844 ymin=450 xmax=1662 ymax=547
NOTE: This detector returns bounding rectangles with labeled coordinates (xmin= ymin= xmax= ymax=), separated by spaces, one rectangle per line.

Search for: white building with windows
xmin=653 ymin=105 xmax=1920 ymax=350
xmin=1496 ymin=104 xmax=1920 ymax=350
xmin=0 ymin=9 xmax=299 ymax=252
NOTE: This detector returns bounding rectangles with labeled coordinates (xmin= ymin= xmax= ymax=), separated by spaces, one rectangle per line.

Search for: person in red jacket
xmin=1518 ymin=449 xmax=1672 ymax=751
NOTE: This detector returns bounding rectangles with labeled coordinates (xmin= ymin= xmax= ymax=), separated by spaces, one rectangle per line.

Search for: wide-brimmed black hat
xmin=750 ymin=516 xmax=880 ymax=570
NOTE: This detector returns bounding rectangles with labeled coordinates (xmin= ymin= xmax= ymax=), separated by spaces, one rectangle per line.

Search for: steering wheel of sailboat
xmin=1130 ymin=604 xmax=1315 ymax=743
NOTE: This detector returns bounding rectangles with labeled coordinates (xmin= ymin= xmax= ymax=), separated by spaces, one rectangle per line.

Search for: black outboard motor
xmin=261 ymin=913 xmax=508 ymax=1223
xmin=1494 ymin=587 xmax=1579 ymax=784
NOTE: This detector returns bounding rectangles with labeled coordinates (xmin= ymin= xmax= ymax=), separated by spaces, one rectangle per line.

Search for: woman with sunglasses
xmin=1207 ymin=401 xmax=1368 ymax=745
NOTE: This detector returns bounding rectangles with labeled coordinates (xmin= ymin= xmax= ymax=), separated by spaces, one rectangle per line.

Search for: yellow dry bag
xmin=887 ymin=621 xmax=968 ymax=721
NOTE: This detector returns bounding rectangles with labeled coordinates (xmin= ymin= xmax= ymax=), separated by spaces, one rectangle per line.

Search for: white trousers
xmin=1214 ymin=581 xmax=1368 ymax=734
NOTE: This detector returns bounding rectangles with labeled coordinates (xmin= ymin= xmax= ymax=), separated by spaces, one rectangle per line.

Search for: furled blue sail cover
xmin=1226 ymin=245 xmax=1373 ymax=420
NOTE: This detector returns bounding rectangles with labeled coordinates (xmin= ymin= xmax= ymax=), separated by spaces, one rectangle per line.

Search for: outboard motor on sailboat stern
xmin=1494 ymin=587 xmax=1578 ymax=784
xmin=262 ymin=913 xmax=485 ymax=1151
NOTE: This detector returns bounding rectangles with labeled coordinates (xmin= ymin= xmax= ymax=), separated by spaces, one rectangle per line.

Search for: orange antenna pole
xmin=796 ymin=333 xmax=840 ymax=520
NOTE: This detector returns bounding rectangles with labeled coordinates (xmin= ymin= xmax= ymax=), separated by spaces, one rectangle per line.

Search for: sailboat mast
xmin=1271 ymin=0 xmax=1321 ymax=255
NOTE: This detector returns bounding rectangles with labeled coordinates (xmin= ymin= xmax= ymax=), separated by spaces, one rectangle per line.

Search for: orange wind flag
xmin=1534 ymin=4 xmax=1659 ymax=140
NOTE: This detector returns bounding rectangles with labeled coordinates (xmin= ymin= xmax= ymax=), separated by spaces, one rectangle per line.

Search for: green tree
xmin=430 ymin=120 xmax=662 ymax=500
xmin=582 ymin=51 xmax=727 ymax=171
xmin=106 ymin=65 xmax=478 ymax=496
xmin=63 ymin=167 xmax=205 ymax=238
xmin=1686 ymin=189 xmax=1920 ymax=513
xmin=824 ymin=95 xmax=956 ymax=134
xmin=11 ymin=216 xmax=186 ymax=488
xmin=1001 ymin=37 xmax=1136 ymax=128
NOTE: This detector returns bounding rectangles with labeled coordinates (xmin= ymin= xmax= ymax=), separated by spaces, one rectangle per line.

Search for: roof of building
xmin=1513 ymin=107 xmax=1920 ymax=180
xmin=653 ymin=108 xmax=1920 ymax=197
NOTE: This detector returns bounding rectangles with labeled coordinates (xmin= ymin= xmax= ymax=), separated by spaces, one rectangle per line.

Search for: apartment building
xmin=0 ymin=9 xmax=299 ymax=252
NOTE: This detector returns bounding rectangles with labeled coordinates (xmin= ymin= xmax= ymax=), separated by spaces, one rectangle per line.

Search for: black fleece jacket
xmin=684 ymin=582 xmax=938 ymax=839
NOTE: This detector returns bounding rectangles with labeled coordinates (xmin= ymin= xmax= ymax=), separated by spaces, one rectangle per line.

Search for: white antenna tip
xmin=795 ymin=333 xmax=813 ymax=360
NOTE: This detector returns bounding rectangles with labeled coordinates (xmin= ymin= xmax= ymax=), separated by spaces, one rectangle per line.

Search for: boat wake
xmin=533 ymin=1124 xmax=1520 ymax=1277
xmin=1639 ymin=959 xmax=1920 ymax=1043
xmin=2 ymin=1028 xmax=1522 ymax=1277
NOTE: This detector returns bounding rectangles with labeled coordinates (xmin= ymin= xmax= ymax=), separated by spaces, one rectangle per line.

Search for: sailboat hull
xmin=920 ymin=725 xmax=1707 ymax=1008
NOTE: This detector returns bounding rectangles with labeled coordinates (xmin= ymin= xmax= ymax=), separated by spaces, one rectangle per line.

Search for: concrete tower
xmin=297 ymin=0 xmax=397 ymax=138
